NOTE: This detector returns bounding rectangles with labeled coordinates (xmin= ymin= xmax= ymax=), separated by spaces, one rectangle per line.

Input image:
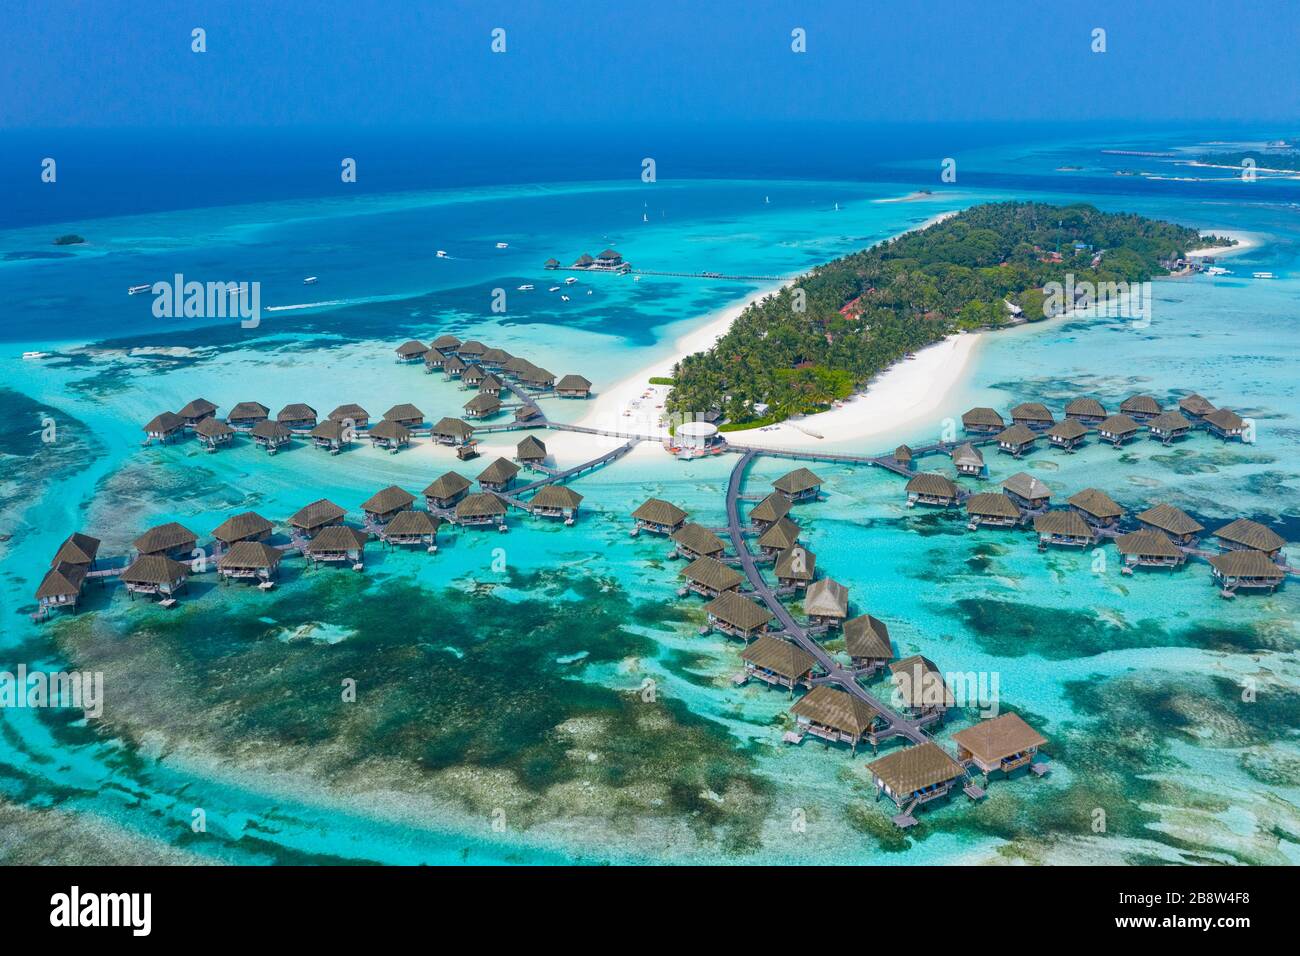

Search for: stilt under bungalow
xmin=678 ymin=555 xmax=744 ymax=598
xmin=951 ymin=713 xmax=1048 ymax=782
xmin=739 ymin=635 xmax=818 ymax=696
xmin=217 ymin=542 xmax=283 ymax=585
xmin=789 ymin=685 xmax=887 ymax=754
xmin=866 ymin=742 xmax=967 ymax=825
xmin=843 ymin=614 xmax=893 ymax=674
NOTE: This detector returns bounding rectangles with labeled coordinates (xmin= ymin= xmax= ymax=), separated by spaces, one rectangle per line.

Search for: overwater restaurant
xmin=889 ymin=655 xmax=954 ymax=722
xmin=1147 ymin=410 xmax=1192 ymax=444
xmin=1068 ymin=487 xmax=1124 ymax=529
xmin=789 ymin=685 xmax=886 ymax=754
xmin=757 ymin=516 xmax=801 ymax=558
xmin=671 ymin=522 xmax=726 ymax=561
xmin=216 ymin=542 xmax=282 ymax=585
xmin=740 ymin=635 xmax=818 ymax=696
xmin=865 ymin=742 xmax=967 ymax=822
xmin=774 ymin=545 xmax=816 ymax=589
xmin=1033 ymin=509 xmax=1097 ymax=549
xmin=1064 ymin=396 xmax=1107 ymax=425
xmin=1114 ymin=528 xmax=1186 ymax=570
xmin=120 ymin=554 xmax=190 ymax=604
xmin=951 ymin=713 xmax=1048 ymax=781
xmin=454 ymin=492 xmax=508 ymax=529
xmin=1097 ymin=414 xmax=1141 ymax=446
xmin=212 ymin=511 xmax=273 ymax=547
xmin=961 ymin=406 xmax=1004 ymax=435
xmin=772 ymin=467 xmax=824 ymax=503
xmin=678 ymin=555 xmax=744 ymax=598
xmin=1010 ymin=401 xmax=1054 ymax=430
xmin=381 ymin=509 xmax=442 ymax=549
xmin=424 ymin=472 xmax=472 ymax=509
xmin=361 ymin=485 xmax=416 ymax=524
xmin=905 ymin=472 xmax=960 ymax=507
xmin=843 ymin=614 xmax=894 ymax=673
xmin=304 ymin=525 xmax=368 ymax=569
xmin=702 ymin=590 xmax=773 ymax=641
xmin=367 ymin=419 xmax=411 ymax=451
xmin=631 ymin=498 xmax=688 ymax=535
xmin=289 ymin=498 xmax=346 ymax=538
xmin=995 ymin=423 xmax=1037 ymax=457
xmin=1214 ymin=518 xmax=1286 ymax=559
xmin=309 ymin=420 xmax=351 ymax=453
xmin=1136 ymin=502 xmax=1204 ymax=546
xmin=1208 ymin=551 xmax=1285 ymax=595
xmin=529 ymin=485 xmax=583 ymax=522
xmin=227 ymin=401 xmax=270 ymax=430
xmin=748 ymin=491 xmax=792 ymax=529
xmin=195 ymin=416 xmax=234 ymax=451
xmin=134 ymin=522 xmax=198 ymax=559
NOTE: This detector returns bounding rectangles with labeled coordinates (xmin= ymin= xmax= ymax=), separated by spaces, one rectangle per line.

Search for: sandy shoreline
xmin=1186 ymin=229 xmax=1263 ymax=259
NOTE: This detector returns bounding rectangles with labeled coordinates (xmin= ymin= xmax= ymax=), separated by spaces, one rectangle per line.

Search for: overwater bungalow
xmin=966 ymin=492 xmax=1021 ymax=529
xmin=950 ymin=443 xmax=985 ymax=478
xmin=424 ymin=472 xmax=472 ymax=509
xmin=195 ymin=417 xmax=234 ymax=451
xmin=1064 ymin=397 xmax=1107 ymax=425
xmin=457 ymin=340 xmax=487 ymax=363
xmin=804 ymin=577 xmax=849 ymax=629
xmin=1097 ymin=414 xmax=1141 ymax=446
xmin=502 ymin=356 xmax=533 ymax=378
xmin=515 ymin=435 xmax=548 ymax=468
xmin=212 ymin=511 xmax=273 ymax=548
xmin=679 ymin=555 xmax=744 ymax=598
xmin=515 ymin=404 xmax=543 ymax=424
xmin=36 ymin=561 xmax=90 ymax=615
xmin=1047 ymin=418 xmax=1088 ymax=451
xmin=843 ymin=614 xmax=893 ymax=673
xmin=555 ymin=374 xmax=593 ymax=398
xmin=177 ymin=398 xmax=218 ymax=428
xmin=431 ymin=416 xmax=475 ymax=446
xmin=455 ymin=492 xmax=508 ymax=528
xmin=430 ymin=334 xmax=461 ymax=355
xmin=395 ymin=340 xmax=428 ymax=363
xmin=328 ymin=404 xmax=370 ymax=429
xmin=1010 ymin=402 xmax=1054 ymax=430
xmin=289 ymin=498 xmax=346 ymax=538
xmin=702 ymin=591 xmax=773 ymax=641
xmin=1114 ymin=528 xmax=1186 ymax=570
xmin=951 ymin=713 xmax=1047 ymax=781
xmin=477 ymin=457 xmax=520 ymax=492
xmin=424 ymin=350 xmax=444 ymax=373
xmin=905 ymin=472 xmax=960 ymax=507
xmin=1119 ymin=394 xmax=1162 ymax=421
xmin=52 ymin=531 xmax=100 ymax=569
xmin=530 ymin=485 xmax=583 ymax=522
xmin=519 ymin=366 xmax=556 ymax=390
xmin=250 ymin=420 xmax=292 ymax=453
xmin=757 ymin=516 xmax=801 ymax=558
xmin=1135 ymin=502 xmax=1203 ymax=545
xmin=383 ymin=403 xmax=424 ymax=429
xmin=479 ymin=373 xmax=505 ymax=397
xmin=304 ymin=525 xmax=368 ymax=569
xmin=1033 ymin=509 xmax=1097 ymax=548
xmin=790 ymin=686 xmax=887 ymax=755
xmin=216 ymin=542 xmax=282 ymax=585
xmin=1204 ymin=408 xmax=1247 ymax=441
xmin=741 ymin=636 xmax=817 ymax=696
xmin=995 ymin=424 xmax=1037 ymax=457
xmin=890 ymin=655 xmax=954 ymax=721
xmin=631 ymin=498 xmax=688 ymax=536
xmin=748 ymin=492 xmax=792 ymax=529
xmin=463 ymin=393 xmax=502 ymax=419
xmin=1002 ymin=472 xmax=1051 ymax=512
xmin=1208 ymin=551 xmax=1285 ymax=595
xmin=462 ymin=364 xmax=486 ymax=388
xmin=227 ymin=401 xmax=270 ymax=430
xmin=543 ymin=258 xmax=560 ymax=270
xmin=671 ymin=522 xmax=726 ymax=561
xmin=774 ymin=546 xmax=816 ymax=590
xmin=134 ymin=522 xmax=198 ymax=559
xmin=143 ymin=411 xmax=184 ymax=444
xmin=962 ymin=407 xmax=1005 ymax=435
xmin=1214 ymin=518 xmax=1286 ymax=559
xmin=1068 ymin=488 xmax=1124 ymax=529
xmin=1178 ymin=393 xmax=1216 ymax=421
xmin=480 ymin=347 xmax=512 ymax=369
xmin=361 ymin=485 xmax=416 ymax=524
xmin=443 ymin=354 xmax=467 ymax=378
xmin=309 ymin=420 xmax=351 ymax=453
xmin=773 ymin=467 xmax=824 ymax=502
xmin=381 ymin=509 xmax=442 ymax=549
xmin=595 ymin=249 xmax=625 ymax=268
xmin=367 ymin=419 xmax=412 ymax=451
xmin=120 ymin=555 xmax=189 ymax=603
xmin=277 ymin=403 xmax=318 ymax=431
xmin=867 ymin=742 xmax=966 ymax=822
xmin=893 ymin=444 xmax=913 ymax=468
xmin=1147 ymin=410 xmax=1193 ymax=444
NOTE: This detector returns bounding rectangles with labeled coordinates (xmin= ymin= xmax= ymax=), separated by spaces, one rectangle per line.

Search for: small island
xmin=52 ymin=234 xmax=86 ymax=246
xmin=667 ymin=201 xmax=1234 ymax=429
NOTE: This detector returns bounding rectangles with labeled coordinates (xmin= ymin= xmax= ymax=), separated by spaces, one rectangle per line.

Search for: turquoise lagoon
xmin=1 ymin=137 xmax=1297 ymax=865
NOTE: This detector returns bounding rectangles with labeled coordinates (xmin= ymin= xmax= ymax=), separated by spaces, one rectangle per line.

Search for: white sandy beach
xmin=1186 ymin=229 xmax=1263 ymax=259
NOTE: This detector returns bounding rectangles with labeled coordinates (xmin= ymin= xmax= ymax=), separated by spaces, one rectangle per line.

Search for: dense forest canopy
xmin=667 ymin=201 xmax=1229 ymax=428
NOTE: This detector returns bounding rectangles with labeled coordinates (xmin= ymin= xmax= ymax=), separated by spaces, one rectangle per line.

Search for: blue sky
xmin=2 ymin=0 xmax=1298 ymax=129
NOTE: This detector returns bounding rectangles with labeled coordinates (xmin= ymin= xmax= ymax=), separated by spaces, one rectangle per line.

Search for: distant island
xmin=667 ymin=202 xmax=1233 ymax=429
xmin=1194 ymin=151 xmax=1300 ymax=173
xmin=52 ymin=234 xmax=86 ymax=245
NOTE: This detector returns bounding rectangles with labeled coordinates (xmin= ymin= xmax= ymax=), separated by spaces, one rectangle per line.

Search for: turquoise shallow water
xmin=1 ymin=131 xmax=1297 ymax=865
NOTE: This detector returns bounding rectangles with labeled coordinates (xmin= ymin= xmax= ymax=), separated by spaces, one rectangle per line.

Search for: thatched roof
xmin=121 ymin=554 xmax=189 ymax=586
xmin=278 ymin=403 xmax=317 ymax=422
xmin=556 ymin=374 xmax=592 ymax=391
xmin=757 ymin=516 xmax=801 ymax=551
xmin=462 ymin=364 xmax=486 ymax=382
xmin=177 ymin=398 xmax=218 ymax=419
xmin=480 ymin=347 xmax=512 ymax=365
xmin=952 ymin=713 xmax=1047 ymax=764
xmin=1208 ymin=550 xmax=1284 ymax=579
xmin=463 ymin=393 xmax=502 ymax=415
xmin=196 ymin=417 xmax=234 ymax=438
xmin=458 ymin=340 xmax=487 ymax=356
xmin=1065 ymin=397 xmax=1106 ymax=417
xmin=52 ymin=532 xmax=100 ymax=566
xmin=480 ymin=373 xmax=504 ymax=391
xmin=1033 ymin=509 xmax=1092 ymax=538
xmin=804 ymin=577 xmax=848 ymax=618
xmin=1098 ymin=414 xmax=1140 ymax=435
xmin=1148 ymin=410 xmax=1192 ymax=432
xmin=477 ymin=457 xmax=520 ymax=485
xmin=1115 ymin=528 xmax=1181 ymax=558
xmin=1214 ymin=518 xmax=1285 ymax=553
xmin=672 ymin=522 xmax=725 ymax=557
xmin=432 ymin=417 xmax=474 ymax=439
xmin=1047 ymin=418 xmax=1088 ymax=440
xmin=1178 ymin=393 xmax=1216 ymax=416
xmin=328 ymin=403 xmax=369 ymax=422
xmin=867 ymin=742 xmax=965 ymax=794
xmin=679 ymin=556 xmax=743 ymax=592
xmin=893 ymin=444 xmax=913 ymax=463
xmin=309 ymin=420 xmax=347 ymax=441
xmin=229 ymin=401 xmax=270 ymax=420
xmin=1069 ymin=488 xmax=1123 ymax=519
xmin=1010 ymin=401 xmax=1054 ymax=423
xmin=384 ymin=510 xmax=442 ymax=536
xmin=1002 ymin=472 xmax=1051 ymax=501
xmin=515 ymin=404 xmax=543 ymax=422
xmin=740 ymin=635 xmax=816 ymax=680
xmin=383 ymin=403 xmax=423 ymax=422
xmin=995 ymin=423 xmax=1038 ymax=445
xmin=844 ymin=614 xmax=892 ymax=660
xmin=306 ymin=525 xmax=368 ymax=554
xmin=530 ymin=485 xmax=583 ymax=510
xmin=703 ymin=591 xmax=773 ymax=631
xmin=143 ymin=411 xmax=183 ymax=434
xmin=361 ymin=485 xmax=416 ymax=514
xmin=1120 ymin=394 xmax=1162 ymax=416
xmin=443 ymin=355 xmax=467 ymax=372
xmin=951 ymin=443 xmax=984 ymax=468
xmin=395 ymin=340 xmax=428 ymax=357
xmin=749 ymin=492 xmax=792 ymax=524
xmin=36 ymin=562 xmax=88 ymax=599
xmin=456 ymin=493 xmax=507 ymax=519
xmin=212 ymin=511 xmax=273 ymax=543
xmin=905 ymin=473 xmax=959 ymax=498
xmin=962 ymin=407 xmax=1004 ymax=429
xmin=1136 ymin=503 xmax=1203 ymax=536
xmin=519 ymin=366 xmax=556 ymax=385
xmin=774 ymin=546 xmax=816 ymax=582
xmin=218 ymin=541 xmax=282 ymax=571
xmin=133 ymin=522 xmax=198 ymax=555
xmin=431 ymin=334 xmax=461 ymax=350
xmin=368 ymin=419 xmax=411 ymax=442
xmin=516 ymin=435 xmax=547 ymax=460
xmin=1204 ymin=408 xmax=1244 ymax=431
xmin=967 ymin=492 xmax=1020 ymax=519
xmin=632 ymin=498 xmax=687 ymax=526
xmin=424 ymin=472 xmax=472 ymax=499
xmin=250 ymin=420 xmax=291 ymax=441
xmin=791 ymin=685 xmax=881 ymax=736
xmin=773 ymin=467 xmax=823 ymax=494
xmin=889 ymin=655 xmax=955 ymax=708
xmin=290 ymin=498 xmax=346 ymax=530
xmin=503 ymin=356 xmax=533 ymax=374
